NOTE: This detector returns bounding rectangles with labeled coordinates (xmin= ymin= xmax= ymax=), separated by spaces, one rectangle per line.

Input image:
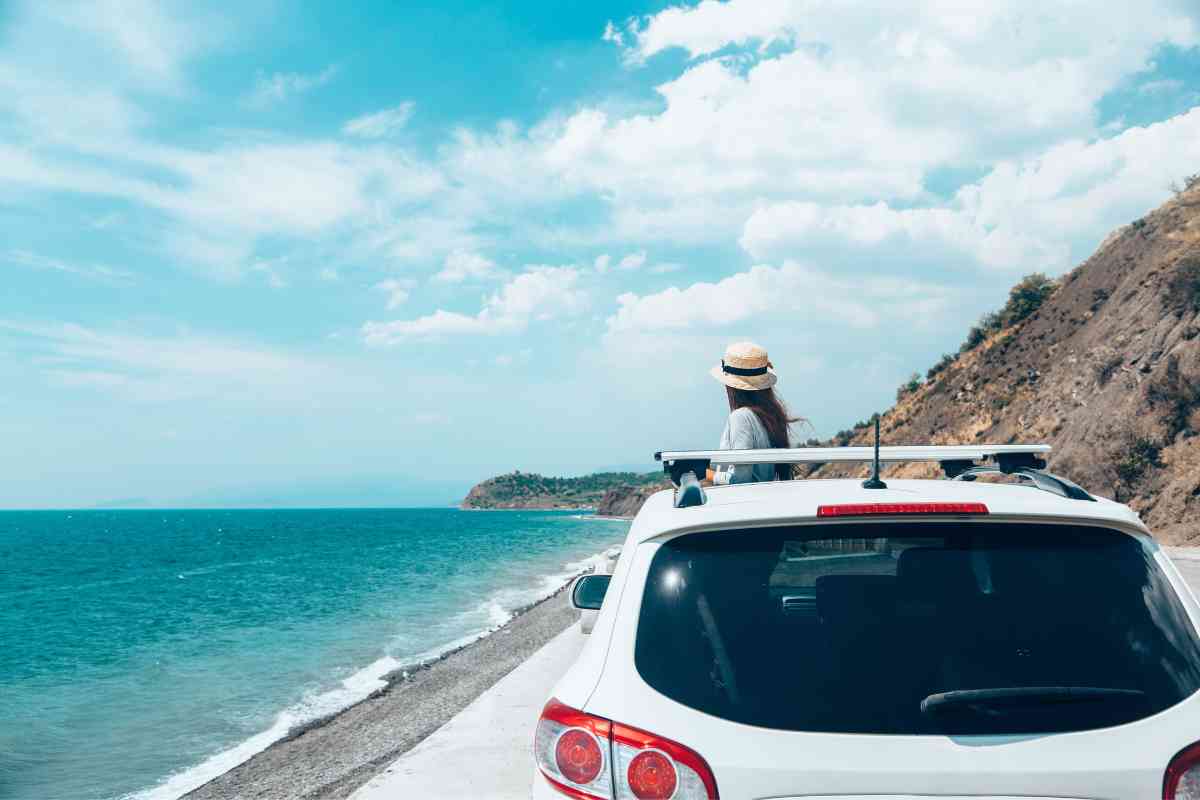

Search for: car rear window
xmin=635 ymin=522 xmax=1200 ymax=735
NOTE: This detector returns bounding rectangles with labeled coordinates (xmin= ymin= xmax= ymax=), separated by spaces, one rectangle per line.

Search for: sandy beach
xmin=183 ymin=587 xmax=579 ymax=800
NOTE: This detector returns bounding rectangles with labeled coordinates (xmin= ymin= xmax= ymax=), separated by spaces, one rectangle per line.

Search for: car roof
xmin=629 ymin=478 xmax=1148 ymax=544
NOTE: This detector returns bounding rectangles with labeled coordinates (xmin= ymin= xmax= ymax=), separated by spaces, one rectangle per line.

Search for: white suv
xmin=533 ymin=445 xmax=1200 ymax=800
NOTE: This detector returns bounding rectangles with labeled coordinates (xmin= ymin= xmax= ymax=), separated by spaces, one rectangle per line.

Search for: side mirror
xmin=572 ymin=574 xmax=611 ymax=611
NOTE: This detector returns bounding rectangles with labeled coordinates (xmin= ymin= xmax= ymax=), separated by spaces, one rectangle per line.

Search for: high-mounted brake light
xmin=1165 ymin=740 xmax=1200 ymax=798
xmin=817 ymin=502 xmax=989 ymax=517
xmin=536 ymin=699 xmax=718 ymax=799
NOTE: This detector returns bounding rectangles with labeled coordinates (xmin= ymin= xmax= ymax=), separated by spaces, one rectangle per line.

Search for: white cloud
xmin=362 ymin=266 xmax=587 ymax=345
xmin=486 ymin=266 xmax=588 ymax=319
xmin=433 ymin=250 xmax=503 ymax=283
xmin=433 ymin=0 xmax=1200 ymax=247
xmin=491 ymin=350 xmax=534 ymax=367
xmin=343 ymin=103 xmax=415 ymax=138
xmin=0 ymin=136 xmax=446 ymax=277
xmin=375 ymin=278 xmax=415 ymax=309
xmin=245 ymin=66 xmax=338 ymax=109
xmin=605 ymin=261 xmax=956 ymax=335
xmin=1139 ymin=78 xmax=1186 ymax=95
xmin=615 ymin=0 xmax=1199 ymax=68
xmin=613 ymin=0 xmax=800 ymax=63
xmin=362 ymin=309 xmax=504 ymax=343
xmin=741 ymin=108 xmax=1200 ymax=274
xmin=5 ymin=0 xmax=1200 ymax=320
xmin=650 ymin=262 xmax=683 ymax=274
xmin=0 ymin=319 xmax=323 ymax=403
xmin=740 ymin=200 xmax=1044 ymax=272
xmin=6 ymin=249 xmax=134 ymax=283
xmin=616 ymin=251 xmax=647 ymax=271
xmin=250 ymin=260 xmax=288 ymax=289
xmin=43 ymin=0 xmax=220 ymax=91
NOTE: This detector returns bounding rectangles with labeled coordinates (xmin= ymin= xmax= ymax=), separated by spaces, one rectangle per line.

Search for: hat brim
xmin=710 ymin=364 xmax=777 ymax=391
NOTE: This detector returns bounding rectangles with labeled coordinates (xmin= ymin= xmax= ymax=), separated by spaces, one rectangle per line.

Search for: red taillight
xmin=1165 ymin=740 xmax=1200 ymax=798
xmin=817 ymin=502 xmax=989 ymax=517
xmin=535 ymin=699 xmax=718 ymax=799
xmin=626 ymin=750 xmax=677 ymax=799
xmin=535 ymin=699 xmax=612 ymax=800
xmin=556 ymin=729 xmax=604 ymax=785
xmin=612 ymin=720 xmax=717 ymax=799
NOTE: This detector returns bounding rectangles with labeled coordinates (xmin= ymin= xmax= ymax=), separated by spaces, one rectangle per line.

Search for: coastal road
xmin=349 ymin=626 xmax=585 ymax=800
xmin=350 ymin=548 xmax=1200 ymax=800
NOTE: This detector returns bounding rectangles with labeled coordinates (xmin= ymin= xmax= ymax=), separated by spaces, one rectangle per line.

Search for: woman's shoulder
xmin=728 ymin=406 xmax=766 ymax=430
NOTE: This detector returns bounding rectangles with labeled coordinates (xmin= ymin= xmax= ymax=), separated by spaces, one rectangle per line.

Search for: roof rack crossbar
xmin=656 ymin=444 xmax=1050 ymax=472
xmin=654 ymin=443 xmax=1095 ymax=503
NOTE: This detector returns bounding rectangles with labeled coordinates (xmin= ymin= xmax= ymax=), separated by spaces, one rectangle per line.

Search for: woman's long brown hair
xmin=726 ymin=386 xmax=803 ymax=480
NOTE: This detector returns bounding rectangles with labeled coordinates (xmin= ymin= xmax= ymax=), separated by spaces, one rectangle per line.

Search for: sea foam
xmin=124 ymin=542 xmax=622 ymax=800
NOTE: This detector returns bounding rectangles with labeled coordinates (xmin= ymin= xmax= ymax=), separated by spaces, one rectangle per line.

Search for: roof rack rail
xmin=652 ymin=444 xmax=1097 ymax=508
xmin=952 ymin=465 xmax=1095 ymax=501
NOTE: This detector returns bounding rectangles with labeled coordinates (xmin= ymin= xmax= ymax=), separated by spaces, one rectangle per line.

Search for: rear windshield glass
xmin=635 ymin=523 xmax=1200 ymax=735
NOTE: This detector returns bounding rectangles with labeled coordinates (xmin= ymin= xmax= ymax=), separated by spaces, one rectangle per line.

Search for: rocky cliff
xmin=811 ymin=183 xmax=1200 ymax=543
xmin=596 ymin=483 xmax=668 ymax=517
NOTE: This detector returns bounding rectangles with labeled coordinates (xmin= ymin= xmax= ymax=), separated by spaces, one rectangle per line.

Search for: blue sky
xmin=2 ymin=0 xmax=1199 ymax=508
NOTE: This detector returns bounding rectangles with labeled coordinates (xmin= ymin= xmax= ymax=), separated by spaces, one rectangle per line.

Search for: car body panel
xmin=540 ymin=478 xmax=1199 ymax=800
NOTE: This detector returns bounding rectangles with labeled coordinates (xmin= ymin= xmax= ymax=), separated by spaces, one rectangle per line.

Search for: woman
xmin=707 ymin=341 xmax=800 ymax=484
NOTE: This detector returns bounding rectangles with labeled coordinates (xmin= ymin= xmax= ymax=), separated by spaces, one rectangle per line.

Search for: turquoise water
xmin=0 ymin=509 xmax=629 ymax=800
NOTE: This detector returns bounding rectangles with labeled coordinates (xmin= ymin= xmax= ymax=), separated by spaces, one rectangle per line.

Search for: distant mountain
xmin=811 ymin=181 xmax=1200 ymax=543
xmin=461 ymin=470 xmax=667 ymax=510
xmin=90 ymin=497 xmax=154 ymax=509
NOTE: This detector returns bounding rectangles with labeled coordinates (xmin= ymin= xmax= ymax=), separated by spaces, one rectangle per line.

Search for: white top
xmin=713 ymin=407 xmax=778 ymax=485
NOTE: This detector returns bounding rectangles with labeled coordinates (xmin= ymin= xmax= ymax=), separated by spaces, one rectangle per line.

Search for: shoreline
xmin=172 ymin=556 xmax=612 ymax=800
xmin=458 ymin=507 xmax=637 ymax=520
xmin=458 ymin=505 xmax=597 ymax=511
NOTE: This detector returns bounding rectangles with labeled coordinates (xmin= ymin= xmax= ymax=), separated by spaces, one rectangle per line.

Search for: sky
xmin=2 ymin=0 xmax=1200 ymax=508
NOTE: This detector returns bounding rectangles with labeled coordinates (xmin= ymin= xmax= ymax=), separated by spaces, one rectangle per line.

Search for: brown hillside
xmin=811 ymin=183 xmax=1200 ymax=543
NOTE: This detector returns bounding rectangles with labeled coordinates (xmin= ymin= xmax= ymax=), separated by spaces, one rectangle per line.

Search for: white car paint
xmin=533 ymin=478 xmax=1200 ymax=800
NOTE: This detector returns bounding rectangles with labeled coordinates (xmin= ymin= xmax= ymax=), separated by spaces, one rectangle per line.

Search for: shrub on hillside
xmin=1093 ymin=352 xmax=1124 ymax=387
xmin=895 ymin=372 xmax=922 ymax=402
xmin=1167 ymin=254 xmax=1200 ymax=316
xmin=1170 ymin=173 xmax=1200 ymax=196
xmin=1115 ymin=437 xmax=1165 ymax=489
xmin=1146 ymin=354 xmax=1200 ymax=440
xmin=960 ymin=273 xmax=1058 ymax=352
xmin=926 ymin=353 xmax=956 ymax=380
xmin=1100 ymin=426 xmax=1166 ymax=502
xmin=1004 ymin=273 xmax=1056 ymax=325
xmin=961 ymin=324 xmax=988 ymax=352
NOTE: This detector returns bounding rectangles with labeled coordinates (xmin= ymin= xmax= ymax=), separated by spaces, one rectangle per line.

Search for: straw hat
xmin=710 ymin=341 xmax=777 ymax=391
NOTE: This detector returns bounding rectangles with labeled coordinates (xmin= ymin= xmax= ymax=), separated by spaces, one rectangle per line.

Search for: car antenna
xmin=861 ymin=414 xmax=888 ymax=490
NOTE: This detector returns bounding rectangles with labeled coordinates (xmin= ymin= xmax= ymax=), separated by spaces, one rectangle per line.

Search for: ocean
xmin=0 ymin=508 xmax=629 ymax=800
